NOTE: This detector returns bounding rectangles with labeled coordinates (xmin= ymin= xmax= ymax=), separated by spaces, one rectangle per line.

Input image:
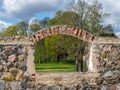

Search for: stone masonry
xmin=0 ymin=33 xmax=119 ymax=90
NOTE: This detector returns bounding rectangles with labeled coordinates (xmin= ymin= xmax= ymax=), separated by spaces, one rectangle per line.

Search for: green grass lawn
xmin=35 ymin=62 xmax=76 ymax=72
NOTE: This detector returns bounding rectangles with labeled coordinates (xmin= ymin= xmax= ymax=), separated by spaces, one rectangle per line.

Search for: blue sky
xmin=0 ymin=0 xmax=65 ymax=23
xmin=0 ymin=0 xmax=120 ymax=37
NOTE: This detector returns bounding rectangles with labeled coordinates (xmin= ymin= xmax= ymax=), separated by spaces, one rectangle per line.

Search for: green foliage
xmin=49 ymin=10 xmax=80 ymax=27
xmin=66 ymin=0 xmax=114 ymax=36
xmin=34 ymin=35 xmax=86 ymax=66
xmin=2 ymin=25 xmax=17 ymax=36
xmin=39 ymin=17 xmax=50 ymax=28
xmin=1 ymin=21 xmax=28 ymax=36
xmin=29 ymin=23 xmax=40 ymax=33
xmin=99 ymin=33 xmax=117 ymax=37
xmin=34 ymin=39 xmax=45 ymax=63
xmin=29 ymin=17 xmax=50 ymax=33
xmin=16 ymin=21 xmax=28 ymax=36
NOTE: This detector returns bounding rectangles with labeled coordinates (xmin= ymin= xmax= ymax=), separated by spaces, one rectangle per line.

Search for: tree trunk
xmin=76 ymin=59 xmax=84 ymax=72
xmin=76 ymin=59 xmax=81 ymax=72
xmin=75 ymin=59 xmax=78 ymax=71
xmin=78 ymin=60 xmax=81 ymax=72
xmin=81 ymin=59 xmax=83 ymax=72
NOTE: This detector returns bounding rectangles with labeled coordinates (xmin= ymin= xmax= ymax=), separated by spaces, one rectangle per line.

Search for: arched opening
xmin=29 ymin=25 xmax=95 ymax=73
xmin=34 ymin=34 xmax=89 ymax=72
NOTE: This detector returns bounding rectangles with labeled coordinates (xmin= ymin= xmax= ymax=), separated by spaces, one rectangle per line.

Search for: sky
xmin=0 ymin=0 xmax=120 ymax=37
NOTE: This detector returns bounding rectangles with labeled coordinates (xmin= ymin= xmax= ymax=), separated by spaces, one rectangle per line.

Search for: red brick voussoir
xmin=29 ymin=25 xmax=95 ymax=43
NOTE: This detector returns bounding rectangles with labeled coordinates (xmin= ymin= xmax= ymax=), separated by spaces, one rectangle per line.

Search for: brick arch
xmin=29 ymin=25 xmax=95 ymax=43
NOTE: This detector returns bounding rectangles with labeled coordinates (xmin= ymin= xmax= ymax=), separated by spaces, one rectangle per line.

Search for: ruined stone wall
xmin=92 ymin=43 xmax=120 ymax=72
xmin=92 ymin=43 xmax=120 ymax=82
xmin=0 ymin=36 xmax=120 ymax=90
xmin=88 ymin=37 xmax=120 ymax=89
xmin=0 ymin=37 xmax=36 ymax=90
xmin=92 ymin=37 xmax=120 ymax=72
xmin=0 ymin=36 xmax=29 ymax=42
xmin=0 ymin=44 xmax=27 ymax=80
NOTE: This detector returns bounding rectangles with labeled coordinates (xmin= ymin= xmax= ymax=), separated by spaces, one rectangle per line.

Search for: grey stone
xmin=111 ymin=60 xmax=118 ymax=65
xmin=27 ymin=81 xmax=35 ymax=88
xmin=95 ymin=77 xmax=103 ymax=85
xmin=60 ymin=85 xmax=66 ymax=90
xmin=0 ymin=72 xmax=2 ymax=77
xmin=116 ymin=83 xmax=120 ymax=90
xmin=111 ymin=73 xmax=119 ymax=80
xmin=103 ymin=58 xmax=109 ymax=62
xmin=10 ymin=81 xmax=22 ymax=90
xmin=19 ymin=65 xmax=27 ymax=71
xmin=48 ymin=85 xmax=60 ymax=90
xmin=21 ymin=81 xmax=27 ymax=89
xmin=65 ymin=86 xmax=76 ymax=90
xmin=0 ymin=65 xmax=3 ymax=72
xmin=103 ymin=70 xmax=114 ymax=78
xmin=5 ymin=83 xmax=12 ymax=90
xmin=14 ymin=62 xmax=19 ymax=68
xmin=26 ymin=88 xmax=34 ymax=90
xmin=18 ymin=61 xmax=26 ymax=67
xmin=101 ymin=85 xmax=108 ymax=90
xmin=82 ymin=85 xmax=92 ymax=90
xmin=23 ymin=75 xmax=31 ymax=83
xmin=70 ymin=87 xmax=76 ymax=90
xmin=0 ymin=80 xmax=6 ymax=90
xmin=1 ymin=53 xmax=7 ymax=60
xmin=38 ymin=85 xmax=48 ymax=90
xmin=26 ymin=88 xmax=32 ymax=90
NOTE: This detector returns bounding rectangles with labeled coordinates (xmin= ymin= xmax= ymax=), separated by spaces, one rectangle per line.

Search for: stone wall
xmin=0 ymin=36 xmax=29 ymax=42
xmin=87 ymin=40 xmax=120 ymax=90
xmin=0 ymin=44 xmax=35 ymax=90
xmin=0 ymin=36 xmax=120 ymax=90
xmin=92 ymin=43 xmax=120 ymax=82
xmin=93 ymin=43 xmax=120 ymax=72
xmin=0 ymin=36 xmax=35 ymax=90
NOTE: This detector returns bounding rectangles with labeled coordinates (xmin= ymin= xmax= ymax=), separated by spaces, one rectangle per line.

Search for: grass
xmin=35 ymin=62 xmax=76 ymax=72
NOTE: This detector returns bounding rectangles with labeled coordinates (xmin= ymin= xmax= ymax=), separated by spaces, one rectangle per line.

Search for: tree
xmin=67 ymin=0 xmax=89 ymax=29
xmin=49 ymin=10 xmax=80 ymax=26
xmin=2 ymin=21 xmax=28 ymax=36
xmin=29 ymin=23 xmax=40 ymax=33
xmin=49 ymin=10 xmax=88 ymax=71
xmin=49 ymin=10 xmax=62 ymax=25
xmin=65 ymin=0 xmax=115 ymax=71
xmin=29 ymin=17 xmax=50 ymax=34
xmin=67 ymin=0 xmax=114 ymax=36
xmin=16 ymin=21 xmax=28 ymax=36
xmin=34 ymin=39 xmax=46 ymax=63
xmin=39 ymin=17 xmax=50 ymax=28
xmin=2 ymin=25 xmax=17 ymax=36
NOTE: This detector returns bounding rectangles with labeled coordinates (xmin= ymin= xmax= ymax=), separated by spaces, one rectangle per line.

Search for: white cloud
xmin=100 ymin=0 xmax=120 ymax=33
xmin=115 ymin=32 xmax=120 ymax=38
xmin=0 ymin=20 xmax=11 ymax=30
xmin=28 ymin=17 xmax=39 ymax=26
xmin=0 ymin=0 xmax=64 ymax=20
